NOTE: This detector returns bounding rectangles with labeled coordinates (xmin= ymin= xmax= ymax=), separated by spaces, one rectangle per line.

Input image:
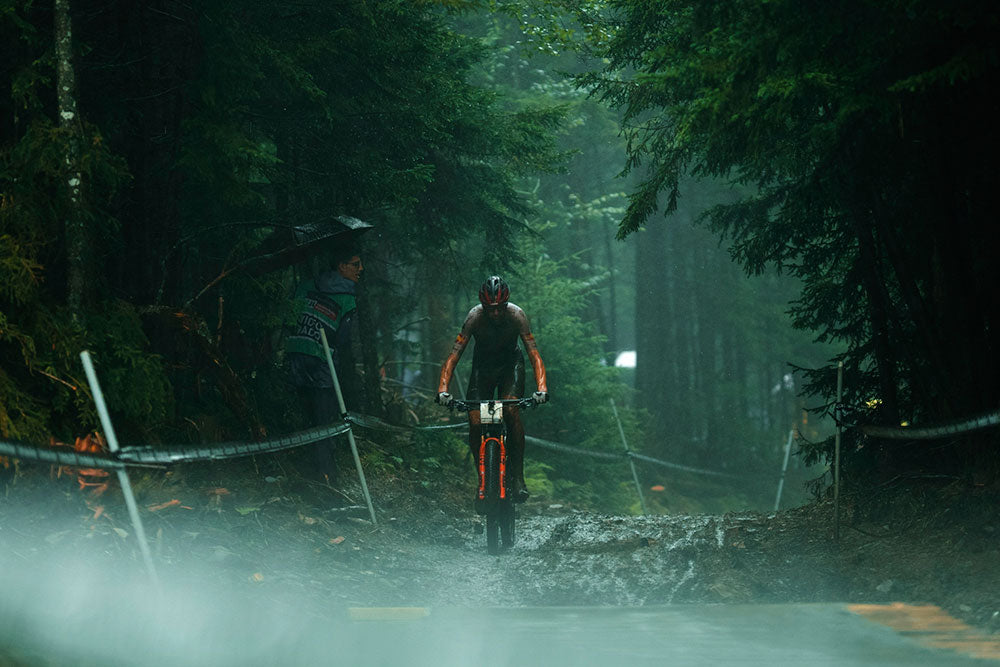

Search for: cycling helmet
xmin=479 ymin=275 xmax=510 ymax=306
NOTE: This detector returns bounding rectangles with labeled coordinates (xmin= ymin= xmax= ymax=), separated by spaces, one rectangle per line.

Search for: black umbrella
xmin=243 ymin=214 xmax=374 ymax=276
xmin=179 ymin=214 xmax=374 ymax=308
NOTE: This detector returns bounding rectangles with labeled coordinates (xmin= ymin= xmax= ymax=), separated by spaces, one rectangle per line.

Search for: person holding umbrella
xmin=285 ymin=247 xmax=364 ymax=485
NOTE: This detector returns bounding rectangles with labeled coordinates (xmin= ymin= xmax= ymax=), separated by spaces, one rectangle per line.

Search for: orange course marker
xmin=849 ymin=603 xmax=1000 ymax=660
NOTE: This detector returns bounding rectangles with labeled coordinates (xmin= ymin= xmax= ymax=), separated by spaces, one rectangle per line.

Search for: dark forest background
xmin=2 ymin=0 xmax=997 ymax=512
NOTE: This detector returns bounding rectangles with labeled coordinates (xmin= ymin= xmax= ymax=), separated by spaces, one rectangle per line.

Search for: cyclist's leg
xmin=500 ymin=355 xmax=528 ymax=501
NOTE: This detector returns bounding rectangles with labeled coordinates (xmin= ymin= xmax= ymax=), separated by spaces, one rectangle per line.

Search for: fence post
xmin=773 ymin=428 xmax=795 ymax=512
xmin=320 ymin=329 xmax=377 ymax=524
xmin=834 ymin=361 xmax=844 ymax=542
xmin=610 ymin=398 xmax=647 ymax=515
xmin=80 ymin=351 xmax=159 ymax=585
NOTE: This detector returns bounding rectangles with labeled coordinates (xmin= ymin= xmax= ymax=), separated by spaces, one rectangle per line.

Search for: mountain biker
xmin=436 ymin=275 xmax=548 ymax=502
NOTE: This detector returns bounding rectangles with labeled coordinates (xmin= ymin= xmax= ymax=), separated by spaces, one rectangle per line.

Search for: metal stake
xmin=833 ymin=361 xmax=844 ymax=542
xmin=610 ymin=398 xmax=647 ymax=515
xmin=320 ymin=329 xmax=377 ymax=524
xmin=773 ymin=428 xmax=795 ymax=512
xmin=80 ymin=351 xmax=159 ymax=585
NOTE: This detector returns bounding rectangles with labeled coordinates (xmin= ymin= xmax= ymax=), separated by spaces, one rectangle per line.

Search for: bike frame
xmin=476 ymin=400 xmax=509 ymax=503
xmin=448 ymin=397 xmax=536 ymax=553
xmin=452 ymin=398 xmax=534 ymax=501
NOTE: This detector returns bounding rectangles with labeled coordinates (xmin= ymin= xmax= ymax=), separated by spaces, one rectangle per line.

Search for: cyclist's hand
xmin=437 ymin=391 xmax=452 ymax=406
xmin=532 ymin=390 xmax=548 ymax=404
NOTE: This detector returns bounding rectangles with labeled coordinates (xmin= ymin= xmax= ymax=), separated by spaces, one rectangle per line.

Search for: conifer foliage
xmin=580 ymin=0 xmax=1000 ymax=482
xmin=1 ymin=1 xmax=564 ymax=443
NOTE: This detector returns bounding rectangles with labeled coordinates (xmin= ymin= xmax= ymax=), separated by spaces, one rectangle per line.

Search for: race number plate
xmin=480 ymin=402 xmax=503 ymax=424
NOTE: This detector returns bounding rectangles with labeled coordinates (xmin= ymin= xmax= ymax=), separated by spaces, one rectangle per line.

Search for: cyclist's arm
xmin=437 ymin=309 xmax=476 ymax=392
xmin=517 ymin=313 xmax=547 ymax=393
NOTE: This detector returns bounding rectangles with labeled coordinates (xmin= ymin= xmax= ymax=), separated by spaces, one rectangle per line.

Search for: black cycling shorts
xmin=466 ymin=350 xmax=525 ymax=400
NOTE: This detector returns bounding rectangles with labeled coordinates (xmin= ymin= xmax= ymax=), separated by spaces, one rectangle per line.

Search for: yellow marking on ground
xmin=348 ymin=607 xmax=431 ymax=621
xmin=849 ymin=602 xmax=1000 ymax=660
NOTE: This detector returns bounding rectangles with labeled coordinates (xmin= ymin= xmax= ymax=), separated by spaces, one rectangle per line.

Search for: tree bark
xmin=55 ymin=0 xmax=86 ymax=318
xmin=603 ymin=226 xmax=619 ymax=356
xmin=356 ymin=282 xmax=385 ymax=418
xmin=635 ymin=218 xmax=670 ymax=457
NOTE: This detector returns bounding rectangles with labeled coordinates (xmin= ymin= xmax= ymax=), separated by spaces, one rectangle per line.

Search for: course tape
xmin=0 ymin=438 xmax=128 ymax=469
xmin=351 ymin=416 xmax=736 ymax=477
xmin=347 ymin=414 xmax=737 ymax=478
xmin=625 ymin=451 xmax=738 ymax=478
xmin=1 ymin=411 xmax=731 ymax=479
xmin=0 ymin=421 xmax=351 ymax=468
xmin=860 ymin=410 xmax=1000 ymax=440
xmin=117 ymin=422 xmax=352 ymax=464
xmin=348 ymin=413 xmax=465 ymax=433
xmin=525 ymin=435 xmax=626 ymax=461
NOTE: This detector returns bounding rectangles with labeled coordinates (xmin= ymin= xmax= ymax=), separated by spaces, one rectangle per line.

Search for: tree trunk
xmin=356 ymin=282 xmax=385 ymax=418
xmin=425 ymin=271 xmax=453 ymax=393
xmin=603 ymin=227 xmax=619 ymax=356
xmin=55 ymin=0 xmax=86 ymax=318
xmin=635 ymin=219 xmax=670 ymax=456
xmin=93 ymin=1 xmax=196 ymax=305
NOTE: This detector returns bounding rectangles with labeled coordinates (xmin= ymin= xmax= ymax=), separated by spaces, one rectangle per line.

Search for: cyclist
xmin=436 ymin=275 xmax=548 ymax=502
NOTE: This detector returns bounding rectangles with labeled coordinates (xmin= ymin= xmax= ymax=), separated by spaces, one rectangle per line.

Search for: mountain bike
xmin=446 ymin=397 xmax=538 ymax=555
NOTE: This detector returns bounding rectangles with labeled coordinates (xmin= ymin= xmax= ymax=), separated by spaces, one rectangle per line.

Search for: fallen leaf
xmin=250 ymin=572 xmax=264 ymax=583
xmin=329 ymin=536 xmax=345 ymax=545
xmin=113 ymin=527 xmax=129 ymax=539
xmin=148 ymin=499 xmax=180 ymax=512
xmin=298 ymin=512 xmax=318 ymax=525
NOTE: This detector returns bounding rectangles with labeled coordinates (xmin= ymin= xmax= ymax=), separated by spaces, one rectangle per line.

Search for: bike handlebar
xmin=447 ymin=397 xmax=538 ymax=412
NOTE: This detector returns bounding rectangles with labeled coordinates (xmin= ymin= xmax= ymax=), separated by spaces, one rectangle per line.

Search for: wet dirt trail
xmin=2 ymin=471 xmax=999 ymax=665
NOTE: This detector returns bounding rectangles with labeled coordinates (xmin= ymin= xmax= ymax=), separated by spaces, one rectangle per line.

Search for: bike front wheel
xmin=486 ymin=511 xmax=500 ymax=554
xmin=486 ymin=503 xmax=514 ymax=555
xmin=499 ymin=502 xmax=515 ymax=549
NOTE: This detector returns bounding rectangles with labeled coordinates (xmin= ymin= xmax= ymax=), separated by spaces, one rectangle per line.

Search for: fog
xmin=1 ymin=499 xmax=977 ymax=667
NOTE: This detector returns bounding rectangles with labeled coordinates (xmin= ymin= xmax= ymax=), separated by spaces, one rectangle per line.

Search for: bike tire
xmin=486 ymin=511 xmax=500 ymax=554
xmin=484 ymin=441 xmax=503 ymax=554
xmin=500 ymin=502 xmax=515 ymax=549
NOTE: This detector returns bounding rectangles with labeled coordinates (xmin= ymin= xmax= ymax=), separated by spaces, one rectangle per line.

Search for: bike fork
xmin=478 ymin=435 xmax=507 ymax=501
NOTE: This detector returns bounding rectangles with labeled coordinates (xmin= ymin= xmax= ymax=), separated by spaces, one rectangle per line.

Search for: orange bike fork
xmin=478 ymin=435 xmax=507 ymax=500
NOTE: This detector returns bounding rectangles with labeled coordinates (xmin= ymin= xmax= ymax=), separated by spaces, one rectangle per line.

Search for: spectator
xmin=285 ymin=248 xmax=364 ymax=485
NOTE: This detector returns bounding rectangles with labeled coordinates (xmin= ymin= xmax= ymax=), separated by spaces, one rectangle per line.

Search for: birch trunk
xmin=55 ymin=0 xmax=86 ymax=318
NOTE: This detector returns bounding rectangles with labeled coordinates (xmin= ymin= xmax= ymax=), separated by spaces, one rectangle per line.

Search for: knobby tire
xmin=500 ymin=502 xmax=515 ymax=549
xmin=485 ymin=441 xmax=503 ymax=555
xmin=486 ymin=512 xmax=500 ymax=554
